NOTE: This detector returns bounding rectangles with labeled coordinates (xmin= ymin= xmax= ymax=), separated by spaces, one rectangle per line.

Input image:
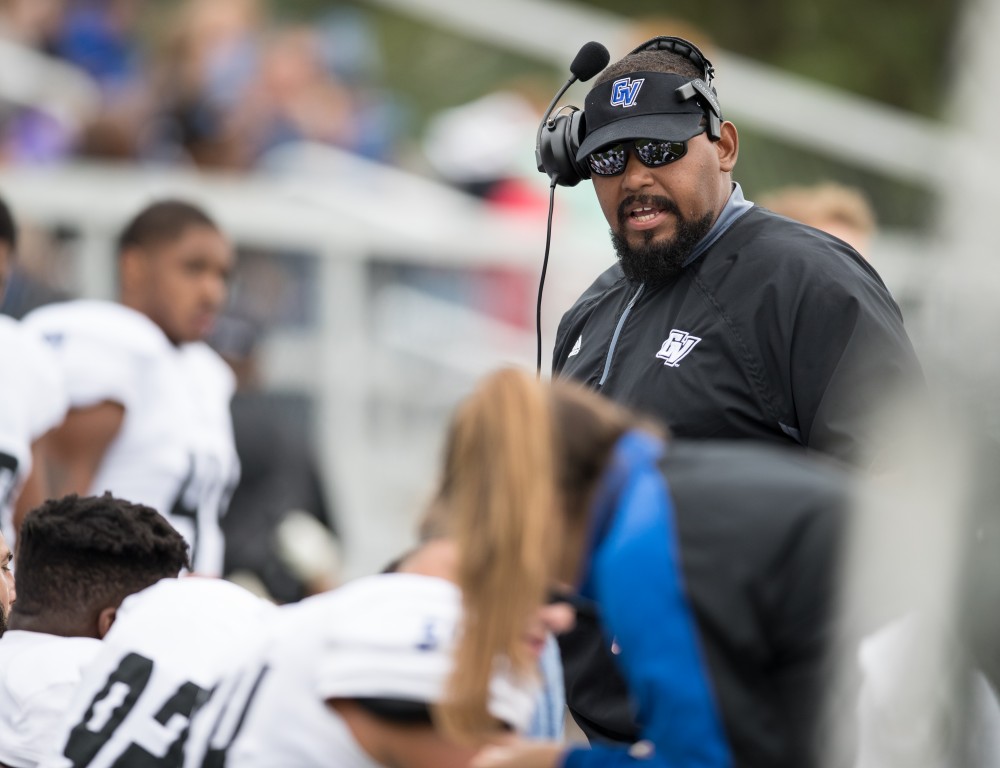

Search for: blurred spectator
xmin=312 ymin=6 xmax=400 ymax=161
xmin=48 ymin=0 xmax=153 ymax=161
xmin=421 ymin=75 xmax=552 ymax=214
xmin=231 ymin=25 xmax=359 ymax=163
xmin=423 ymin=88 xmax=542 ymax=201
xmin=418 ymin=77 xmax=553 ymax=329
xmin=140 ymin=0 xmax=397 ymax=171
xmin=0 ymin=0 xmax=63 ymax=48
xmin=0 ymin=0 xmax=399 ymax=169
xmin=210 ymin=312 xmax=342 ymax=603
xmin=51 ymin=0 xmax=142 ymax=95
xmin=0 ymin=0 xmax=102 ymax=165
xmin=758 ymin=181 xmax=877 ymax=258
xmin=144 ymin=0 xmax=264 ymax=168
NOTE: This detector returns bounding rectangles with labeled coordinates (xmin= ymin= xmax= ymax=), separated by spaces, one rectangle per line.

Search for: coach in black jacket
xmin=551 ymin=35 xmax=923 ymax=755
xmin=552 ymin=37 xmax=921 ymax=469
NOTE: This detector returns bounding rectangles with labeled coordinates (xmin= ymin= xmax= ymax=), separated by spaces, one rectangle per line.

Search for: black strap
xmin=627 ymin=36 xmax=715 ymax=83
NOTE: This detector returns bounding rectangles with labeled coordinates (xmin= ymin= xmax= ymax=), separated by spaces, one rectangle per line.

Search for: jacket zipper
xmin=599 ymin=283 xmax=644 ymax=387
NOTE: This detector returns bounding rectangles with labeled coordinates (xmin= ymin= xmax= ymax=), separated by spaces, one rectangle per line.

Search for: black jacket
xmin=559 ymin=439 xmax=852 ymax=768
xmin=553 ymin=206 xmax=922 ymax=468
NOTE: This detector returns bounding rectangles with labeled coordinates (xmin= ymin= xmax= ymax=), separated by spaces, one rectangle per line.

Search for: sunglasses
xmin=586 ymin=138 xmax=690 ymax=177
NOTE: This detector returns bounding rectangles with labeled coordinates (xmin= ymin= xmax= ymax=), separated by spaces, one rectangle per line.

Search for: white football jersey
xmin=0 ymin=631 xmax=102 ymax=768
xmin=0 ymin=315 xmax=69 ymax=543
xmin=41 ymin=577 xmax=276 ymax=768
xmin=22 ymin=301 xmax=240 ymax=575
xmin=226 ymin=573 xmax=538 ymax=768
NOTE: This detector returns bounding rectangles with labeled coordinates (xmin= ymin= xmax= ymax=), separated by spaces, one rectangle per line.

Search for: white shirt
xmin=0 ymin=631 xmax=102 ymax=768
xmin=41 ymin=577 xmax=276 ymax=768
xmin=227 ymin=573 xmax=537 ymax=768
xmin=0 ymin=315 xmax=69 ymax=543
xmin=22 ymin=301 xmax=240 ymax=575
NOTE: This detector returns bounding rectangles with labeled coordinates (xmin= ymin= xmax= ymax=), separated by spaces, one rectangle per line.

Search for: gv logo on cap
xmin=610 ymin=77 xmax=644 ymax=108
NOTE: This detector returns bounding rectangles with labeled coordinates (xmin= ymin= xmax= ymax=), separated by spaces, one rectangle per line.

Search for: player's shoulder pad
xmin=22 ymin=300 xmax=170 ymax=359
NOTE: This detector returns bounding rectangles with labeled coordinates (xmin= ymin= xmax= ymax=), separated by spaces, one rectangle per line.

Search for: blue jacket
xmin=563 ymin=430 xmax=731 ymax=768
xmin=559 ymin=435 xmax=850 ymax=768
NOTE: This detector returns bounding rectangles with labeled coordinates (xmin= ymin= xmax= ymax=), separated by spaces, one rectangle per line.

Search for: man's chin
xmin=611 ymin=210 xmax=715 ymax=284
xmin=616 ymin=225 xmax=672 ymax=249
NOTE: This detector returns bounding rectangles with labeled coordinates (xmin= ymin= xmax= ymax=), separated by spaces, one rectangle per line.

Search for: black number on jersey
xmin=62 ymin=652 xmax=210 ymax=768
xmin=169 ymin=457 xmax=200 ymax=566
xmin=63 ymin=653 xmax=153 ymax=766
xmin=199 ymin=665 xmax=270 ymax=768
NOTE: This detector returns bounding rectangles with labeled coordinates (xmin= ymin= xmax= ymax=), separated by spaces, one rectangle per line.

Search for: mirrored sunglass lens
xmin=635 ymin=139 xmax=685 ymax=166
xmin=587 ymin=145 xmax=627 ymax=175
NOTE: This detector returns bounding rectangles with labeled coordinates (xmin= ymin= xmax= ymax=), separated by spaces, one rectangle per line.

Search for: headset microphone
xmin=534 ymin=42 xmax=609 ymax=185
xmin=534 ymin=42 xmax=609 ymax=377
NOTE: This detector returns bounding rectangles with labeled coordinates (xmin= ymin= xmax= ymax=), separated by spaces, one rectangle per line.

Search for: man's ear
xmin=97 ymin=605 xmax=118 ymax=639
xmin=716 ymin=121 xmax=739 ymax=173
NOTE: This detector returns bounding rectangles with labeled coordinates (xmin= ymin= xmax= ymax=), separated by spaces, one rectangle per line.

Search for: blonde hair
xmin=433 ymin=368 xmax=653 ymax=741
xmin=433 ymin=368 xmax=556 ymax=740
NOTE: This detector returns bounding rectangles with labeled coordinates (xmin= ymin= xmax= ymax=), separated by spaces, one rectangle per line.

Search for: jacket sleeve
xmin=784 ymin=253 xmax=924 ymax=468
xmin=574 ymin=433 xmax=732 ymax=768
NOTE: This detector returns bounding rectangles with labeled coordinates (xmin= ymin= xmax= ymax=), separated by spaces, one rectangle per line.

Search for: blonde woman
xmin=431 ymin=368 xmax=852 ymax=768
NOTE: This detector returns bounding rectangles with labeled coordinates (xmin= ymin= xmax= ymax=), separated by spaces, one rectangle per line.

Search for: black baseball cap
xmin=576 ymin=72 xmax=710 ymax=160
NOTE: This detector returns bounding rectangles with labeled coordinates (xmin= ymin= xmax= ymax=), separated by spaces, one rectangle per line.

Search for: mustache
xmin=617 ymin=195 xmax=681 ymax=223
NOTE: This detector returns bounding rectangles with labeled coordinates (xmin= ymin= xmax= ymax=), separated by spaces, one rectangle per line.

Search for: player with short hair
xmin=0 ymin=492 xmax=190 ymax=768
xmin=42 ymin=575 xmax=275 ymax=768
xmin=23 ymin=199 xmax=240 ymax=575
xmin=0 ymin=193 xmax=68 ymax=546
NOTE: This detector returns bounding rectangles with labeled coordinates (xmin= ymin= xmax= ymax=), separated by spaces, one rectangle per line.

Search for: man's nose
xmin=620 ymin=151 xmax=655 ymax=191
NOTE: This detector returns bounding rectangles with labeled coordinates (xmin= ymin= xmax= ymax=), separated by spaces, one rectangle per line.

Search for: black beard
xmin=0 ymin=606 xmax=7 ymax=637
xmin=610 ymin=196 xmax=715 ymax=285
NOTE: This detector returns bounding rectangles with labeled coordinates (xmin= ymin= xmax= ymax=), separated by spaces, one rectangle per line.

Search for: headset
xmin=536 ymin=36 xmax=722 ymax=189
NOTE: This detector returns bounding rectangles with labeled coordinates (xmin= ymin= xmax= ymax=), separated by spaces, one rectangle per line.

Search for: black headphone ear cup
xmin=539 ymin=107 xmax=590 ymax=187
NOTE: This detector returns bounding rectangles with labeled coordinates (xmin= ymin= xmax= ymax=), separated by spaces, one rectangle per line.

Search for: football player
xmin=42 ymin=576 xmax=275 ymax=768
xmin=23 ymin=199 xmax=239 ymax=575
xmin=223 ymin=567 xmax=541 ymax=768
xmin=0 ymin=493 xmax=189 ymax=768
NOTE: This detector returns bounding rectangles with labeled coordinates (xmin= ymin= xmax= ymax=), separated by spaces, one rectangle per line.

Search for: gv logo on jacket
xmin=655 ymin=329 xmax=701 ymax=367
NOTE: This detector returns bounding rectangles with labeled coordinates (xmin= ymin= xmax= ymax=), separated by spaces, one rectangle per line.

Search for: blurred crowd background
xmin=0 ymin=0 xmax=990 ymax=581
